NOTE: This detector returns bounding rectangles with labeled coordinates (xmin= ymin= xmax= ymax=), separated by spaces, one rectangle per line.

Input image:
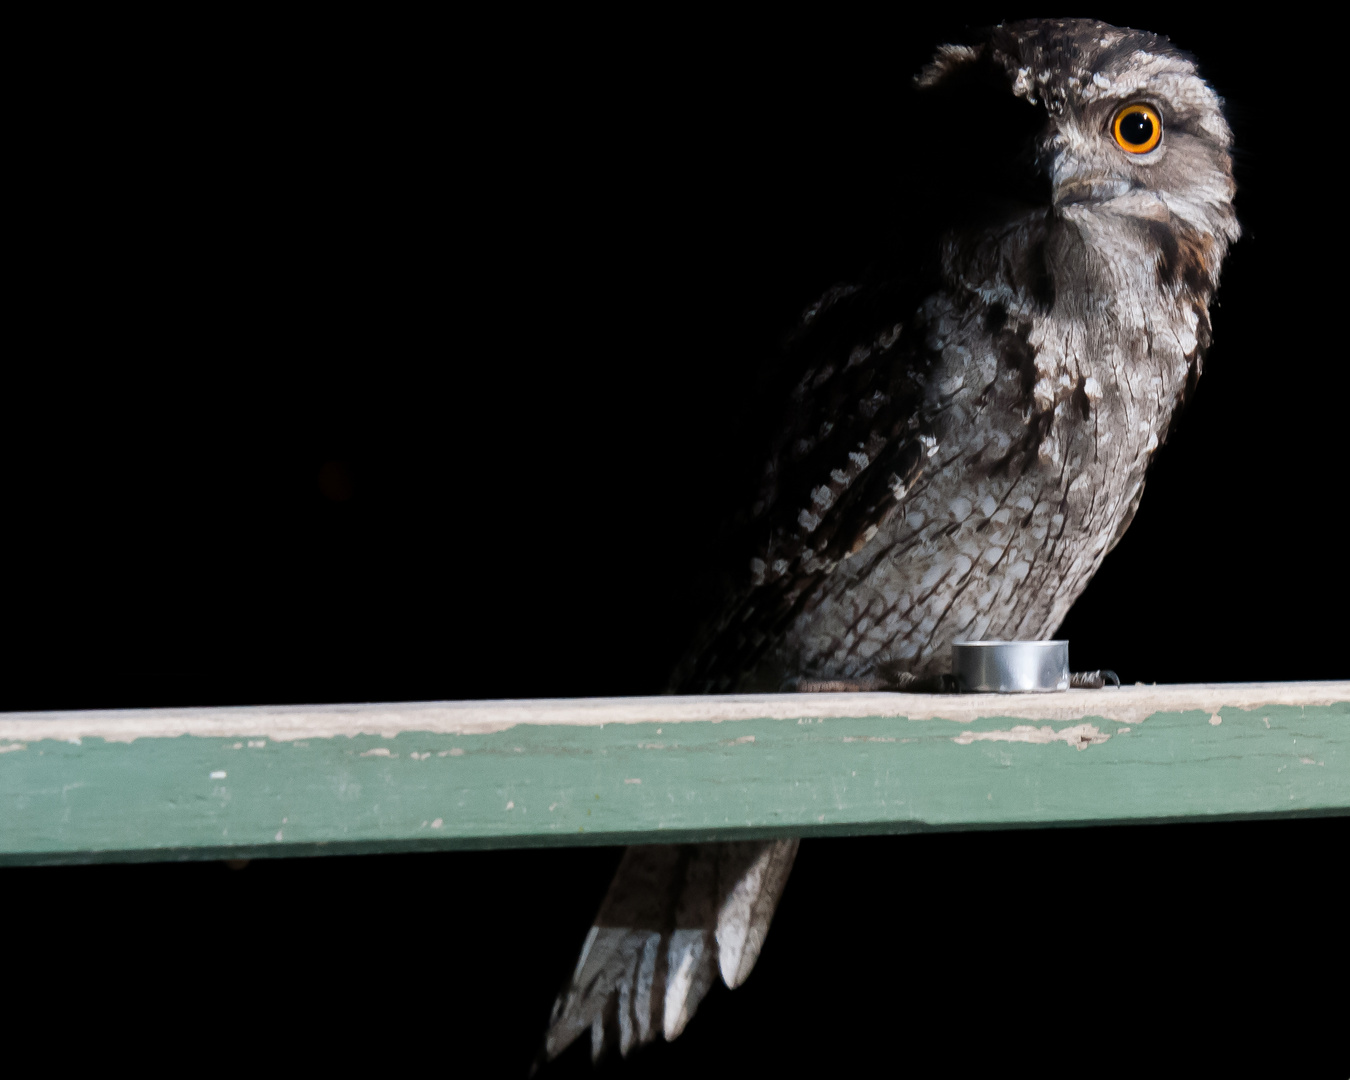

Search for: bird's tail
xmin=543 ymin=839 xmax=799 ymax=1064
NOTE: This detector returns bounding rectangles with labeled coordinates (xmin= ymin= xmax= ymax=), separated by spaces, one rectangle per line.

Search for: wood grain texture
xmin=1 ymin=682 xmax=1345 ymax=865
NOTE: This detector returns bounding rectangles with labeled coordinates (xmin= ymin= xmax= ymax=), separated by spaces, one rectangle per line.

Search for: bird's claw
xmin=1069 ymin=669 xmax=1120 ymax=689
xmin=793 ymin=669 xmax=962 ymax=694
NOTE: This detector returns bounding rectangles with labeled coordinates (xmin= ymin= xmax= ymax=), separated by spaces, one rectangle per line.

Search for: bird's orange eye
xmin=1112 ymin=103 xmax=1162 ymax=154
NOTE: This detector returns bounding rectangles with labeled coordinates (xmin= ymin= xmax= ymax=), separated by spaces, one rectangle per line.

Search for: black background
xmin=6 ymin=8 xmax=1346 ymax=1076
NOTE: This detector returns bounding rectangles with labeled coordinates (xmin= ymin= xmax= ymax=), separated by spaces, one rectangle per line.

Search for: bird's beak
xmin=1053 ymin=176 xmax=1132 ymax=208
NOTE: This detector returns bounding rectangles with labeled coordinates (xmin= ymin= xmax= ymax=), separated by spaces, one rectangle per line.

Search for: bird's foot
xmin=793 ymin=667 xmax=1119 ymax=693
xmin=1069 ymin=669 xmax=1121 ymax=689
xmin=793 ymin=676 xmax=889 ymax=692
xmin=793 ymin=667 xmax=962 ymax=694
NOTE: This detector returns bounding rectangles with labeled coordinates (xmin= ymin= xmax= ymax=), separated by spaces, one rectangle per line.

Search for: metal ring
xmin=952 ymin=640 xmax=1069 ymax=693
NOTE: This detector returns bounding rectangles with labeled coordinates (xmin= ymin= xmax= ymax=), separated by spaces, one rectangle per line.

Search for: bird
xmin=543 ymin=18 xmax=1238 ymax=1065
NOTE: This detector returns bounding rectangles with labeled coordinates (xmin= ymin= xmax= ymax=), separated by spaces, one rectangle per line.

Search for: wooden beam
xmin=2 ymin=682 xmax=1346 ymax=865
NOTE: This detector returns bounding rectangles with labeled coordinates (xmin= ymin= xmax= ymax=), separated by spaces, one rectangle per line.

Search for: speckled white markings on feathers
xmin=603 ymin=18 xmax=1242 ymax=1063
xmin=707 ymin=19 xmax=1239 ymax=692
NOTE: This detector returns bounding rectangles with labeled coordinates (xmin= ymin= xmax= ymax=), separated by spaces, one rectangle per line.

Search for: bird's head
xmin=918 ymin=20 xmax=1239 ymax=278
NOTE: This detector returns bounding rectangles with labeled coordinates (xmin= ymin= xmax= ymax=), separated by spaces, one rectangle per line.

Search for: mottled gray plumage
xmin=544 ymin=841 xmax=798 ymax=1064
xmin=547 ymin=19 xmax=1237 ymax=1062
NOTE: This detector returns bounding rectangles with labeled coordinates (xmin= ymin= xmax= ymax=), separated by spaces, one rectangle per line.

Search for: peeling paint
xmin=1 ymin=684 xmax=1343 ymax=744
xmin=0 ymin=744 xmax=27 ymax=754
xmin=1 ymin=689 xmax=1345 ymax=865
xmin=953 ymin=723 xmax=1109 ymax=749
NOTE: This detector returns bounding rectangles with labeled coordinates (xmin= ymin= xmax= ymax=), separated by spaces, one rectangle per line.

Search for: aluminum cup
xmin=952 ymin=640 xmax=1069 ymax=693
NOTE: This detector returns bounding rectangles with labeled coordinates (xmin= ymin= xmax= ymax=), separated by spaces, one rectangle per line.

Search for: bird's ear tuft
xmin=915 ymin=43 xmax=986 ymax=89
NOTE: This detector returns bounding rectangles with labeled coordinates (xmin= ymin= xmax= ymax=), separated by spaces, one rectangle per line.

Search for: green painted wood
xmin=1 ymin=685 xmax=1346 ymax=865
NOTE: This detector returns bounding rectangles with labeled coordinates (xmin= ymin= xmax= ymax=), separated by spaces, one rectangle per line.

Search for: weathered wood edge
xmin=3 ymin=681 xmax=1347 ymax=741
xmin=6 ymin=808 xmax=1347 ymax=869
xmin=3 ymin=683 xmax=1346 ymax=868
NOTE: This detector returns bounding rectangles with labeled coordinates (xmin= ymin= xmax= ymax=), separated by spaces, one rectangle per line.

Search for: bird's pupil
xmin=1120 ymin=111 xmax=1154 ymax=145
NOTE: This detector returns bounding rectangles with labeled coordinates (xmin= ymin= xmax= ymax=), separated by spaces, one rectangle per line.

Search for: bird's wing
xmin=671 ymin=275 xmax=948 ymax=692
xmin=665 ymin=39 xmax=1055 ymax=693
xmin=543 ymin=839 xmax=799 ymax=1063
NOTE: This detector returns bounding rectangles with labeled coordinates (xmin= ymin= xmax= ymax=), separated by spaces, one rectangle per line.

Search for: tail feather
xmin=544 ymin=839 xmax=799 ymax=1062
xmin=715 ymin=839 xmax=800 ymax=988
xmin=632 ymin=931 xmax=661 ymax=1044
xmin=545 ymin=845 xmax=682 ymax=1060
xmin=663 ymin=843 xmax=717 ymax=1039
xmin=662 ymin=927 xmax=715 ymax=1040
